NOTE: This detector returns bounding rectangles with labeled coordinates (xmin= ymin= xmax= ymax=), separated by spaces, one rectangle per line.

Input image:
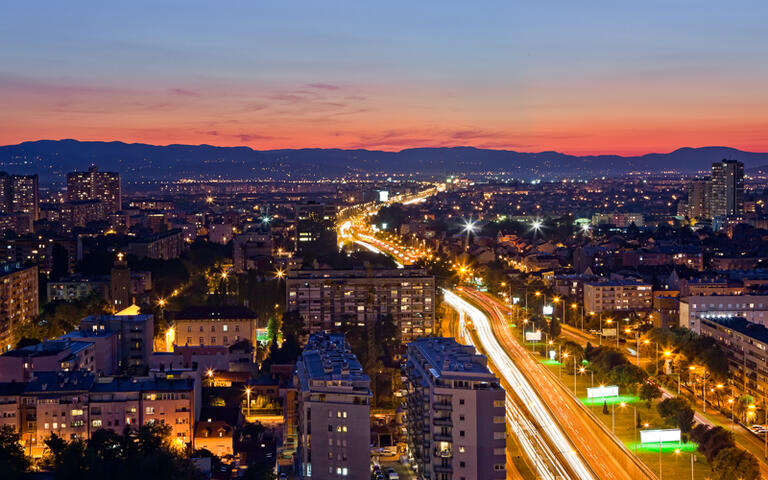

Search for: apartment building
xmin=294 ymin=333 xmax=370 ymax=479
xmin=0 ymin=339 xmax=97 ymax=382
xmin=14 ymin=371 xmax=195 ymax=457
xmin=0 ymin=263 xmax=39 ymax=352
xmin=174 ymin=306 xmax=255 ymax=347
xmin=0 ymin=172 xmax=39 ymax=221
xmin=128 ymin=228 xmax=185 ymax=260
xmin=403 ymin=338 xmax=506 ymax=480
xmin=295 ymin=202 xmax=336 ymax=252
xmin=698 ymin=317 xmax=768 ymax=399
xmin=583 ymin=280 xmax=652 ymax=313
xmin=67 ymin=166 xmax=122 ymax=213
xmin=679 ymin=294 xmax=768 ymax=333
xmin=286 ymin=268 xmax=435 ymax=342
xmin=79 ymin=313 xmax=154 ymax=371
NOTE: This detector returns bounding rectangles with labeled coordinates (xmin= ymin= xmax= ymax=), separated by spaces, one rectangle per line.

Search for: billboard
xmin=542 ymin=305 xmax=554 ymax=315
xmin=525 ymin=331 xmax=542 ymax=341
xmin=586 ymin=385 xmax=619 ymax=399
xmin=379 ymin=190 xmax=389 ymax=202
xmin=512 ymin=297 xmax=520 ymax=305
xmin=640 ymin=429 xmax=681 ymax=444
xmin=602 ymin=328 xmax=617 ymax=337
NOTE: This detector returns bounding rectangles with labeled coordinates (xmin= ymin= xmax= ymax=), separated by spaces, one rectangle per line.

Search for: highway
xmin=445 ymin=289 xmax=591 ymax=480
xmin=458 ymin=287 xmax=658 ymax=480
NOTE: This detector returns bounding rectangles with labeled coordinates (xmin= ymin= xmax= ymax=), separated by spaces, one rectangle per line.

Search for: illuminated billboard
xmin=586 ymin=385 xmax=619 ymax=399
xmin=640 ymin=429 xmax=681 ymax=444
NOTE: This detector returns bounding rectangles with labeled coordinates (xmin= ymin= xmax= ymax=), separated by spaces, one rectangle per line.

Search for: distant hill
xmin=1 ymin=140 xmax=766 ymax=182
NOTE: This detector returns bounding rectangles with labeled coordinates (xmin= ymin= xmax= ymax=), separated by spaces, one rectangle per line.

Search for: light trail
xmin=352 ymin=239 xmax=404 ymax=268
xmin=445 ymin=289 xmax=596 ymax=480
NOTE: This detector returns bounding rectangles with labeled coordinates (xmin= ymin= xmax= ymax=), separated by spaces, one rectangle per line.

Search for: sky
xmin=1 ymin=1 xmax=767 ymax=155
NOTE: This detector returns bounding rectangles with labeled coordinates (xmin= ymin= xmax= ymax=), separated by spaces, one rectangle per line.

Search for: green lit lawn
xmin=580 ymin=394 xmax=640 ymax=406
xmin=536 ymin=356 xmax=713 ymax=479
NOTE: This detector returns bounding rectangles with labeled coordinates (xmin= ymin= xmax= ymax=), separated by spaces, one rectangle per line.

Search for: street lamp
xmin=245 ymin=387 xmax=252 ymax=417
xmin=620 ymin=401 xmax=638 ymax=455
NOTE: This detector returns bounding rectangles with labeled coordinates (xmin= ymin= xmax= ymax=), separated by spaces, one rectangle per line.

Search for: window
xmin=92 ymin=420 xmax=102 ymax=428
xmin=53 ymin=422 xmax=58 ymax=429
xmin=494 ymin=464 xmax=505 ymax=471
xmin=458 ymin=446 xmax=465 ymax=453
xmin=459 ymin=430 xmax=465 ymax=437
xmin=459 ymin=399 xmax=465 ymax=405
xmin=460 ymin=461 xmax=466 ymax=468
xmin=211 ymin=337 xmax=216 ymax=344
xmin=493 ymin=416 xmax=505 ymax=424
xmin=71 ymin=409 xmax=83 ymax=416
xmin=223 ymin=325 xmax=228 ymax=332
xmin=44 ymin=423 xmax=49 ymax=429
xmin=493 ymin=431 xmax=505 ymax=440
xmin=494 ymin=400 xmax=505 ymax=408
xmin=199 ymin=337 xmax=204 ymax=345
xmin=459 ymin=415 xmax=465 ymax=421
xmin=146 ymin=407 xmax=155 ymax=415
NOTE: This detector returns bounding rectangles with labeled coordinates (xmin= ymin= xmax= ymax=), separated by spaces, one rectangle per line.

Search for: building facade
xmin=403 ymin=338 xmax=506 ymax=480
xmin=10 ymin=371 xmax=195 ymax=457
xmin=583 ymin=280 xmax=652 ymax=313
xmin=294 ymin=333 xmax=371 ymax=479
xmin=128 ymin=228 xmax=185 ymax=260
xmin=679 ymin=294 xmax=768 ymax=333
xmin=286 ymin=268 xmax=436 ymax=342
xmin=295 ymin=202 xmax=336 ymax=252
xmin=0 ymin=172 xmax=39 ymax=221
xmin=0 ymin=263 xmax=39 ymax=352
xmin=711 ymin=159 xmax=744 ymax=218
xmin=174 ymin=306 xmax=255 ymax=347
xmin=67 ymin=166 xmax=122 ymax=213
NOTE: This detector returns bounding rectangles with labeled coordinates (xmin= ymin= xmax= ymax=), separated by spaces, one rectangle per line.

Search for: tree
xmin=657 ymin=397 xmax=695 ymax=433
xmin=711 ymin=447 xmax=760 ymax=480
xmin=639 ymin=381 xmax=662 ymax=408
xmin=280 ymin=310 xmax=305 ymax=341
xmin=607 ymin=364 xmax=646 ymax=392
xmin=547 ymin=317 xmax=561 ymax=339
xmin=603 ymin=401 xmax=609 ymax=415
xmin=0 ymin=425 xmax=29 ymax=479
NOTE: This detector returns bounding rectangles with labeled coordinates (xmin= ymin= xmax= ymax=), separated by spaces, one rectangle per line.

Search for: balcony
xmin=433 ymin=434 xmax=452 ymax=442
xmin=434 ymin=465 xmax=453 ymax=474
xmin=433 ymin=417 xmax=452 ymax=426
xmin=433 ymin=402 xmax=452 ymax=411
xmin=434 ymin=448 xmax=452 ymax=458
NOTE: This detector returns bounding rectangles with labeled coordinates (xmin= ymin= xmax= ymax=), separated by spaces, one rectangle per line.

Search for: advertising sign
xmin=542 ymin=305 xmax=554 ymax=316
xmin=586 ymin=385 xmax=619 ymax=399
xmin=640 ymin=429 xmax=681 ymax=444
xmin=525 ymin=331 xmax=542 ymax=341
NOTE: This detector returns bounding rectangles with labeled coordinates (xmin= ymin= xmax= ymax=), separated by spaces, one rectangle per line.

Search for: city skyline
xmin=2 ymin=1 xmax=768 ymax=155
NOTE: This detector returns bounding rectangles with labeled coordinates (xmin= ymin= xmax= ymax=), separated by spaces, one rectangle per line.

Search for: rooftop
xmin=409 ymin=337 xmax=496 ymax=379
xmin=297 ymin=333 xmax=370 ymax=392
xmin=2 ymin=339 xmax=92 ymax=358
xmin=703 ymin=317 xmax=768 ymax=344
xmin=175 ymin=305 xmax=256 ymax=320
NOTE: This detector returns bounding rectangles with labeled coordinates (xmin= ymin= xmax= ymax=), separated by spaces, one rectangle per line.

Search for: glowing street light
xmin=245 ymin=387 xmax=252 ymax=417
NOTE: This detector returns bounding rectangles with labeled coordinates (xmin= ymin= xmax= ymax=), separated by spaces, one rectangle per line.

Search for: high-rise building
xmin=686 ymin=177 xmax=712 ymax=219
xmin=110 ymin=253 xmax=131 ymax=310
xmin=294 ymin=201 xmax=337 ymax=252
xmin=67 ymin=166 xmax=122 ymax=213
xmin=294 ymin=333 xmax=370 ymax=480
xmin=0 ymin=263 xmax=39 ymax=351
xmin=0 ymin=172 xmax=39 ymax=221
xmin=403 ymin=337 xmax=507 ymax=480
xmin=711 ymin=159 xmax=744 ymax=218
xmin=286 ymin=268 xmax=436 ymax=342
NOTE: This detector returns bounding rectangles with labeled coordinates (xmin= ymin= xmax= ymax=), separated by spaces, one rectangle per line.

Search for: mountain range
xmin=1 ymin=140 xmax=767 ymax=182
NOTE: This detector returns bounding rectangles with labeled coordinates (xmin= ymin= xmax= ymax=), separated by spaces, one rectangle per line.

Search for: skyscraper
xmin=686 ymin=177 xmax=712 ymax=219
xmin=0 ymin=172 xmax=39 ymax=221
xmin=67 ymin=166 xmax=122 ymax=213
xmin=711 ymin=160 xmax=744 ymax=218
